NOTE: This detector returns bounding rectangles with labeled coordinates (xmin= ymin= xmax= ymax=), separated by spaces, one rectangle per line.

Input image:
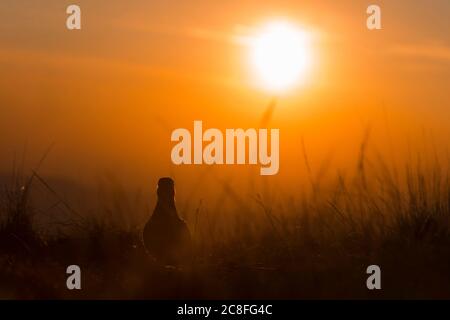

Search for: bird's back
xmin=143 ymin=206 xmax=191 ymax=264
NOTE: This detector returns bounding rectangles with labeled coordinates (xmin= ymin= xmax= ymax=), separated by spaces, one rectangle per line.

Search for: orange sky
xmin=0 ymin=0 xmax=449 ymax=195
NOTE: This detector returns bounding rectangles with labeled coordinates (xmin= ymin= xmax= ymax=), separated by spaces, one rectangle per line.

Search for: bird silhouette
xmin=143 ymin=177 xmax=191 ymax=265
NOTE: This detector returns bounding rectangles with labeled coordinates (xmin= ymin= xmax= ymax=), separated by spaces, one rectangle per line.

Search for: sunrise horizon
xmin=0 ymin=0 xmax=449 ymax=307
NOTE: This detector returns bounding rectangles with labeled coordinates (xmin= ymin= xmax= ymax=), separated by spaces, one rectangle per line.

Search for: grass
xmin=0 ymin=140 xmax=449 ymax=299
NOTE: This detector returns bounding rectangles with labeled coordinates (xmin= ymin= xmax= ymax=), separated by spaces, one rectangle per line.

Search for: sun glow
xmin=250 ymin=21 xmax=312 ymax=93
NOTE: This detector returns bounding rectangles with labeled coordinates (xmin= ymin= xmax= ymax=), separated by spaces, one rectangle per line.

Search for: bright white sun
xmin=250 ymin=21 xmax=312 ymax=93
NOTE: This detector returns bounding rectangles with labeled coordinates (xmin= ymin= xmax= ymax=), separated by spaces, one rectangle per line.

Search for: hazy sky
xmin=0 ymin=0 xmax=449 ymax=191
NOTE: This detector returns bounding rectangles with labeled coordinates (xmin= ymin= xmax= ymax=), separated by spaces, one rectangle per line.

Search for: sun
xmin=250 ymin=21 xmax=312 ymax=93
